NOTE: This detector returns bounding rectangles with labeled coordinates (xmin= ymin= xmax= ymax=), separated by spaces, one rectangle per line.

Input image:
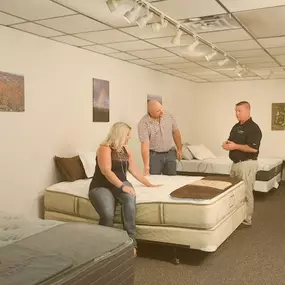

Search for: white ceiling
xmin=0 ymin=0 xmax=285 ymax=82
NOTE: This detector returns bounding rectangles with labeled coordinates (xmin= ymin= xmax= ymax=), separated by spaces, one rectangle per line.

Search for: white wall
xmin=188 ymin=80 xmax=285 ymax=159
xmin=0 ymin=26 xmax=194 ymax=217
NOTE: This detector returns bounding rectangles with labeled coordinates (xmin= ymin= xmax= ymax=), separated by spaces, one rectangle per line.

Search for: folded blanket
xmin=170 ymin=176 xmax=242 ymax=199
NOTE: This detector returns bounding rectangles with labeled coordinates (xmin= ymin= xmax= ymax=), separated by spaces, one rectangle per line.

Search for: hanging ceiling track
xmin=136 ymin=0 xmax=247 ymax=69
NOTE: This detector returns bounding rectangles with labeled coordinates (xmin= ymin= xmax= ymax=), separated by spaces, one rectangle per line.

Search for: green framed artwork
xmin=272 ymin=103 xmax=285 ymax=130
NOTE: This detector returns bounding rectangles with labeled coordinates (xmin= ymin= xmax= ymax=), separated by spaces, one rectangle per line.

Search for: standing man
xmin=138 ymin=100 xmax=182 ymax=176
xmin=223 ymin=101 xmax=262 ymax=226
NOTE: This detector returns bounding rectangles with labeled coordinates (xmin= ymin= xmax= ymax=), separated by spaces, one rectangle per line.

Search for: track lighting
xmin=187 ymin=38 xmax=200 ymax=51
xmin=235 ymin=64 xmax=245 ymax=77
xmin=106 ymin=0 xmax=125 ymax=12
xmin=136 ymin=7 xmax=153 ymax=28
xmin=171 ymin=28 xmax=182 ymax=45
xmin=152 ymin=15 xmax=168 ymax=32
xmin=205 ymin=49 xmax=217 ymax=61
xmin=218 ymin=57 xmax=230 ymax=66
xmin=124 ymin=4 xmax=141 ymax=23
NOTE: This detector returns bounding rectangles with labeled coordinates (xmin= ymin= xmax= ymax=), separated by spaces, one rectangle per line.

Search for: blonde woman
xmin=89 ymin=122 xmax=160 ymax=256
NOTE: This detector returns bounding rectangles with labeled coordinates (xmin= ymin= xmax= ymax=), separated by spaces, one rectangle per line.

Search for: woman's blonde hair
xmin=102 ymin=122 xmax=131 ymax=151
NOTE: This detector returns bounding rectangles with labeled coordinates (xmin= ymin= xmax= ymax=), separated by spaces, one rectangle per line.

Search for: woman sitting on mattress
xmin=89 ymin=122 xmax=160 ymax=256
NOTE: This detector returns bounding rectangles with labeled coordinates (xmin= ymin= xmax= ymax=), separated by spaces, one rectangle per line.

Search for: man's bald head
xmin=147 ymin=100 xmax=164 ymax=118
xmin=235 ymin=101 xmax=251 ymax=123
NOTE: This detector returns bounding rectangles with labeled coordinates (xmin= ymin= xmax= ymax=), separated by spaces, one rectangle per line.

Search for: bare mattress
xmin=177 ymin=157 xmax=282 ymax=192
xmin=44 ymin=175 xmax=246 ymax=230
xmin=0 ymin=213 xmax=134 ymax=285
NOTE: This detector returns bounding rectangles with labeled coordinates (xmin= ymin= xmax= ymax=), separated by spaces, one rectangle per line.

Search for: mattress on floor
xmin=177 ymin=156 xmax=283 ymax=181
xmin=0 ymin=213 xmax=134 ymax=285
xmin=45 ymin=202 xmax=246 ymax=253
xmin=44 ymin=175 xmax=245 ymax=230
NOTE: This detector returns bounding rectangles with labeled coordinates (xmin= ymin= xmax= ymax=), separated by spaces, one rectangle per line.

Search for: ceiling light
xmin=235 ymin=65 xmax=245 ymax=77
xmin=124 ymin=4 xmax=141 ymax=23
xmin=205 ymin=49 xmax=217 ymax=61
xmin=218 ymin=57 xmax=230 ymax=66
xmin=152 ymin=15 xmax=168 ymax=32
xmin=171 ymin=29 xmax=182 ymax=45
xmin=136 ymin=8 xmax=153 ymax=28
xmin=106 ymin=0 xmax=125 ymax=12
xmin=187 ymin=39 xmax=200 ymax=51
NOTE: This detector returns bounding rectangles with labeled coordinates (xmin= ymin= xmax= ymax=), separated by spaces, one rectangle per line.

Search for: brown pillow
xmin=54 ymin=155 xmax=87 ymax=182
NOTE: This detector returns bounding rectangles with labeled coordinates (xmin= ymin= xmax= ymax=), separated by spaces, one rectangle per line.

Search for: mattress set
xmin=44 ymin=175 xmax=246 ymax=252
xmin=177 ymin=156 xmax=283 ymax=192
xmin=0 ymin=213 xmax=134 ymax=285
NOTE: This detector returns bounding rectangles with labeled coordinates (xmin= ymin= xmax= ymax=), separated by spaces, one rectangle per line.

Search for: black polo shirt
xmin=228 ymin=117 xmax=262 ymax=163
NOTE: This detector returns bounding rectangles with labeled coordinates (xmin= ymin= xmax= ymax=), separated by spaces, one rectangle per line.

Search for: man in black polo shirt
xmin=222 ymin=101 xmax=262 ymax=226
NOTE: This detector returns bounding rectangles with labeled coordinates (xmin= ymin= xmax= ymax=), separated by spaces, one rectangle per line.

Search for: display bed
xmin=44 ymin=175 xmax=246 ymax=252
xmin=0 ymin=213 xmax=134 ymax=285
xmin=177 ymin=157 xmax=282 ymax=192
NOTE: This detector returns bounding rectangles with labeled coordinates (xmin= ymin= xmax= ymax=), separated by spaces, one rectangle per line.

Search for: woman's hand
xmin=122 ymin=185 xmax=136 ymax=196
xmin=147 ymin=183 xmax=162 ymax=187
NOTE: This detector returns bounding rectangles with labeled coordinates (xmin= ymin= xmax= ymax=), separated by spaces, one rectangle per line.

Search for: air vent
xmin=182 ymin=14 xmax=240 ymax=33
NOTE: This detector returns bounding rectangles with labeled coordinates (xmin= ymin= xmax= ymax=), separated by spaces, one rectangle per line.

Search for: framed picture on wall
xmin=271 ymin=103 xmax=285 ymax=131
xmin=0 ymin=71 xmax=25 ymax=112
xmin=92 ymin=78 xmax=109 ymax=122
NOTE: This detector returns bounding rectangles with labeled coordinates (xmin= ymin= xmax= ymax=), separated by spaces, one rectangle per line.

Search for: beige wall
xmin=187 ymin=80 xmax=285 ymax=159
xmin=0 ymin=26 xmax=194 ymax=217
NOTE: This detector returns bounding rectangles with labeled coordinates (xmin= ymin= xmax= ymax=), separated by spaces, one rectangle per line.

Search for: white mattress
xmin=46 ymin=175 xmax=246 ymax=229
xmin=255 ymin=173 xmax=281 ymax=193
xmin=177 ymin=156 xmax=283 ymax=174
xmin=136 ymin=202 xmax=246 ymax=252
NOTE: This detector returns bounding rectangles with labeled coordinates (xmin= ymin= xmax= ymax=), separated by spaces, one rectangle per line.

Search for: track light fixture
xmin=136 ymin=6 xmax=153 ymax=28
xmin=218 ymin=56 xmax=230 ymax=66
xmin=171 ymin=27 xmax=182 ymax=46
xmin=106 ymin=0 xmax=126 ymax=12
xmin=152 ymin=14 xmax=168 ymax=32
xmin=205 ymin=49 xmax=217 ymax=61
xmin=187 ymin=37 xmax=200 ymax=52
xmin=124 ymin=4 xmax=141 ymax=23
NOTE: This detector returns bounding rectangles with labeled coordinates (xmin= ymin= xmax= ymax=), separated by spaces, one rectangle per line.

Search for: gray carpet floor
xmin=134 ymin=182 xmax=285 ymax=285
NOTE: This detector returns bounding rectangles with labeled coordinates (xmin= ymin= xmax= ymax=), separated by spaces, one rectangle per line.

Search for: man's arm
xmin=170 ymin=114 xmax=182 ymax=158
xmin=138 ymin=120 xmax=150 ymax=175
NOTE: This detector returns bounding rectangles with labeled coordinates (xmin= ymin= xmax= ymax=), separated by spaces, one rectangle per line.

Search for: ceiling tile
xmin=219 ymin=0 xmax=285 ymax=12
xmin=230 ymin=49 xmax=268 ymax=58
xmin=120 ymin=24 xmax=177 ymax=39
xmin=0 ymin=11 xmax=25 ymax=25
xmin=275 ymin=55 xmax=285 ymax=65
xmin=234 ymin=76 xmax=261 ymax=81
xmin=199 ymin=59 xmax=236 ymax=69
xmin=109 ymin=52 xmax=137 ymax=60
xmin=200 ymin=29 xmax=252 ymax=43
xmin=11 ymin=22 xmax=64 ymax=37
xmin=146 ymin=35 xmax=195 ymax=48
xmin=127 ymin=48 xmax=174 ymax=59
xmin=247 ymin=62 xmax=280 ymax=68
xmin=128 ymin=59 xmax=153 ymax=66
xmin=51 ymin=35 xmax=94 ymax=46
xmin=83 ymin=45 xmax=117 ymax=54
xmin=148 ymin=65 xmax=169 ymax=70
xmin=270 ymin=72 xmax=285 ymax=78
xmin=0 ymin=0 xmax=74 ymax=21
xmin=165 ymin=69 xmax=188 ymax=75
xmin=105 ymin=40 xmax=156 ymax=51
xmin=36 ymin=14 xmax=109 ymax=34
xmin=216 ymin=40 xmax=261 ymax=51
xmin=54 ymin=0 xmax=141 ymax=28
xmin=163 ymin=62 xmax=201 ymax=69
xmin=153 ymin=0 xmax=226 ymax=19
xmin=76 ymin=29 xmax=137 ymax=44
xmin=235 ymin=6 xmax=285 ymax=39
xmin=267 ymin=47 xmax=285 ymax=55
xmin=147 ymin=56 xmax=188 ymax=65
xmin=258 ymin=36 xmax=285 ymax=48
xmin=236 ymin=56 xmax=275 ymax=63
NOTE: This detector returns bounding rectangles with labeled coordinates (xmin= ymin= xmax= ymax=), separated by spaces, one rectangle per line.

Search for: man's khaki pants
xmin=230 ymin=160 xmax=259 ymax=223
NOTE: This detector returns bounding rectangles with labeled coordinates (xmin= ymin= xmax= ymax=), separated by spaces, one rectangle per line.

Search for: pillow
xmin=54 ymin=155 xmax=87 ymax=182
xmin=181 ymin=143 xmax=193 ymax=160
xmin=78 ymin=151 xmax=97 ymax=178
xmin=187 ymin=145 xmax=216 ymax=160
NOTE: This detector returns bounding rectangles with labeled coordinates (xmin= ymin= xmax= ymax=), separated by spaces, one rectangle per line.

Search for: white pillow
xmin=187 ymin=145 xmax=216 ymax=160
xmin=78 ymin=151 xmax=97 ymax=178
xmin=182 ymin=143 xmax=193 ymax=160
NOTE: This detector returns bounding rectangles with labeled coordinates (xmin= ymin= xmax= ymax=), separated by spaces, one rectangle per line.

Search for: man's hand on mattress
xmin=176 ymin=149 xmax=182 ymax=160
xmin=122 ymin=185 xmax=136 ymax=196
xmin=147 ymin=183 xmax=162 ymax=188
